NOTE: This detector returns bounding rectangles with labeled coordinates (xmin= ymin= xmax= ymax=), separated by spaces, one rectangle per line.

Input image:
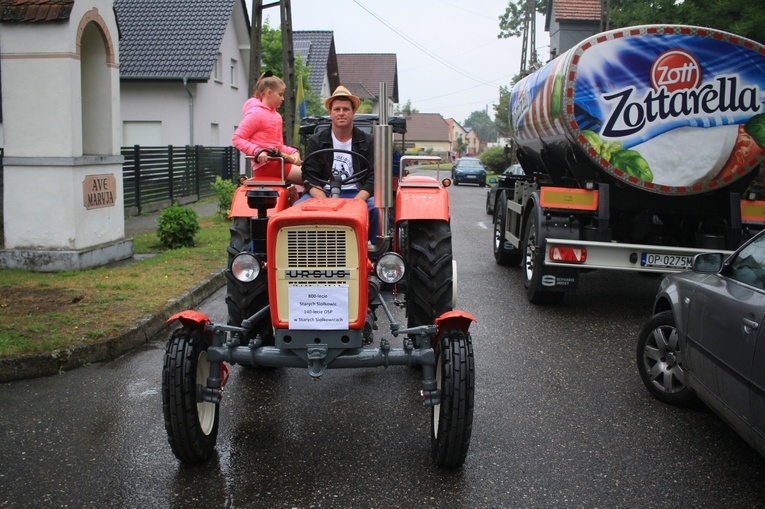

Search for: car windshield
xmin=506 ymin=165 xmax=524 ymax=175
xmin=458 ymin=160 xmax=482 ymax=168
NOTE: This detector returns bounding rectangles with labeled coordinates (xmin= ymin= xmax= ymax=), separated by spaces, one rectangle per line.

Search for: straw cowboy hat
xmin=324 ymin=85 xmax=361 ymax=112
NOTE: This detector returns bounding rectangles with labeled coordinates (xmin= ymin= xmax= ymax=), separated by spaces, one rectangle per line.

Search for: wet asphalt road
xmin=2 ymin=183 xmax=765 ymax=509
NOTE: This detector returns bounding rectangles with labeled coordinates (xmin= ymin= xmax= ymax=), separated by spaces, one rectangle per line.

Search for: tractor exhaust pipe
xmin=370 ymin=82 xmax=392 ymax=256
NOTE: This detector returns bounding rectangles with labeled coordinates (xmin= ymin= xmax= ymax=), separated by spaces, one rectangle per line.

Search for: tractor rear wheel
xmin=162 ymin=326 xmax=219 ymax=463
xmin=431 ymin=328 xmax=474 ymax=468
xmin=405 ymin=220 xmax=454 ymax=341
xmin=226 ymin=217 xmax=273 ymax=345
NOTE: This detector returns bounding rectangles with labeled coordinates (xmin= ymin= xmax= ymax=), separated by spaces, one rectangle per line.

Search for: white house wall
xmin=119 ymin=14 xmax=248 ymax=148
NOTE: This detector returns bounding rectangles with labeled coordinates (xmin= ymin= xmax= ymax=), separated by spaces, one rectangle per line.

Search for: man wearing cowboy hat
xmin=301 ymin=85 xmax=378 ymax=244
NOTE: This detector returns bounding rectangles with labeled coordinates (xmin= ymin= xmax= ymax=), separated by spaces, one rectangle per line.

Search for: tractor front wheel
xmin=431 ymin=328 xmax=475 ymax=468
xmin=162 ymin=326 xmax=219 ymax=463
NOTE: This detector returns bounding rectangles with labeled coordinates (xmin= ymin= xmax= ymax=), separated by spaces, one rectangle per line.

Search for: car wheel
xmin=162 ymin=325 xmax=220 ymax=463
xmin=636 ymin=310 xmax=696 ymax=406
xmin=431 ymin=328 xmax=474 ymax=468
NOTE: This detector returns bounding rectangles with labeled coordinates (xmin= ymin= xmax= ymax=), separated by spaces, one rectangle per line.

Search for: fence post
xmin=194 ymin=145 xmax=201 ymax=198
xmin=134 ymin=145 xmax=142 ymax=215
xmin=168 ymin=145 xmax=174 ymax=203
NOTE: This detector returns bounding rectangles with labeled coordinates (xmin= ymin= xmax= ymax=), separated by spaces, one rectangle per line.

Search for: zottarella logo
xmin=649 ymin=49 xmax=702 ymax=92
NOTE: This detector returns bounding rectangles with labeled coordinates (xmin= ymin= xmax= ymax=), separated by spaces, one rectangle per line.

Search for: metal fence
xmin=122 ymin=145 xmax=239 ymax=216
xmin=0 ymin=145 xmax=237 ymax=223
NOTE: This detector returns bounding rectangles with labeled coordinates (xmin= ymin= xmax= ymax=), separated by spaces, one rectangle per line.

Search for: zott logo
xmin=650 ymin=49 xmax=701 ymax=92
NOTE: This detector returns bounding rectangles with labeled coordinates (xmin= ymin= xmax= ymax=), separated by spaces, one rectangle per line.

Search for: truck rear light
xmin=549 ymin=245 xmax=587 ymax=263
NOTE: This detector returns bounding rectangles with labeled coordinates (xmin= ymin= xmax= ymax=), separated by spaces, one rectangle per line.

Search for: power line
xmin=352 ymin=0 xmax=497 ymax=87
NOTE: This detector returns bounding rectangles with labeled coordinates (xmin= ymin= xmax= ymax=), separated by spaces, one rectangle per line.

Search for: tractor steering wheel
xmin=301 ymin=148 xmax=372 ymax=198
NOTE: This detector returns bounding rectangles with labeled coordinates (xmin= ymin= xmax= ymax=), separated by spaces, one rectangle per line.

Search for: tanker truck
xmin=493 ymin=24 xmax=765 ymax=304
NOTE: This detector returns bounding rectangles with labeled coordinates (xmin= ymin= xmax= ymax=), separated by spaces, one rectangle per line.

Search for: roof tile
xmin=0 ymin=0 xmax=73 ymax=22
xmin=337 ymin=53 xmax=398 ymax=103
xmin=552 ymin=0 xmax=601 ymax=22
xmin=114 ymin=0 xmax=235 ymax=80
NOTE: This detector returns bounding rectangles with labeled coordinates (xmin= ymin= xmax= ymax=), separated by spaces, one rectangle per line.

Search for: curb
xmin=0 ymin=269 xmax=226 ymax=383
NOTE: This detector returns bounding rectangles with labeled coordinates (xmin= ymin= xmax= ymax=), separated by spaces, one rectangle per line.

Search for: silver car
xmin=637 ymin=230 xmax=765 ymax=458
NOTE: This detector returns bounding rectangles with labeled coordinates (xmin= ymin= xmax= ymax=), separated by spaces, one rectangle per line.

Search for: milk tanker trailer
xmin=493 ymin=25 xmax=765 ymax=304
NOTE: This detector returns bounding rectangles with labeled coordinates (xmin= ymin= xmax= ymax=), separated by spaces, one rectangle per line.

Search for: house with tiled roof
xmin=403 ymin=113 xmax=450 ymax=159
xmin=545 ymin=0 xmax=602 ymax=59
xmin=293 ymin=30 xmax=339 ymax=100
xmin=336 ymin=53 xmax=398 ymax=115
xmin=446 ymin=118 xmax=468 ymax=159
xmin=115 ymin=0 xmax=251 ymax=147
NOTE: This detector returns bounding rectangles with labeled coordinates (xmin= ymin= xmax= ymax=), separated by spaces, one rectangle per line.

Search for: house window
xmin=210 ymin=123 xmax=219 ymax=146
xmin=230 ymin=58 xmax=238 ymax=89
xmin=214 ymin=52 xmax=222 ymax=83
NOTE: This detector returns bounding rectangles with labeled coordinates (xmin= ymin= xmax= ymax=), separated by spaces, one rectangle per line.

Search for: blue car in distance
xmin=451 ymin=157 xmax=487 ymax=186
xmin=636 ymin=229 xmax=765 ymax=459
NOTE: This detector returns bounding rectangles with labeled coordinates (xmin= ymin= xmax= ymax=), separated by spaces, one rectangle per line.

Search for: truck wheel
xmin=405 ymin=220 xmax=454 ymax=336
xmin=523 ymin=211 xmax=564 ymax=304
xmin=493 ymin=194 xmax=522 ymax=266
xmin=226 ymin=217 xmax=273 ymax=345
xmin=431 ymin=328 xmax=474 ymax=468
xmin=162 ymin=326 xmax=219 ymax=463
xmin=636 ymin=311 xmax=696 ymax=406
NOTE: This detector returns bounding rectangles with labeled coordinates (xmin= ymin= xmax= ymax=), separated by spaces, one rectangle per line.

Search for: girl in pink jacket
xmin=232 ymin=73 xmax=303 ymax=184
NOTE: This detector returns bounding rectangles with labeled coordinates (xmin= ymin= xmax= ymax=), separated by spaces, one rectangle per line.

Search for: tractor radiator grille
xmin=286 ymin=230 xmax=347 ymax=267
xmin=274 ymin=225 xmax=361 ymax=324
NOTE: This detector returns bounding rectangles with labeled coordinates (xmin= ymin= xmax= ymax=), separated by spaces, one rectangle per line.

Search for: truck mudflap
xmin=543 ymin=238 xmax=734 ymax=273
xmin=434 ymin=310 xmax=476 ymax=335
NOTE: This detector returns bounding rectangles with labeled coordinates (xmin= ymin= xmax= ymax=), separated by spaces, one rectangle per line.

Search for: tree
xmin=454 ymin=134 xmax=468 ymax=156
xmin=498 ymin=0 xmax=548 ymax=39
xmin=493 ymin=86 xmax=511 ymax=138
xmin=260 ymin=20 xmax=324 ymax=116
xmin=464 ymin=110 xmax=498 ymax=144
xmin=608 ymin=0 xmax=765 ymax=45
xmin=479 ymin=146 xmax=507 ymax=174
xmin=395 ymin=99 xmax=419 ymax=115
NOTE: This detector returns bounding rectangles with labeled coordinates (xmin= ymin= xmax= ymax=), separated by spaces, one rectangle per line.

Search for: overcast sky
xmin=246 ymin=0 xmax=550 ymax=123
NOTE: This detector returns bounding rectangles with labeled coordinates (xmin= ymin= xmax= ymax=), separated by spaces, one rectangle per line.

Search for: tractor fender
xmin=167 ymin=310 xmax=211 ymax=329
xmin=435 ymin=309 xmax=476 ymax=335
xmin=395 ymin=184 xmax=450 ymax=221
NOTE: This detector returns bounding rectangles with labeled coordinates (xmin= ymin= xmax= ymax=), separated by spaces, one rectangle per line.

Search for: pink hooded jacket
xmin=231 ymin=98 xmax=298 ymax=171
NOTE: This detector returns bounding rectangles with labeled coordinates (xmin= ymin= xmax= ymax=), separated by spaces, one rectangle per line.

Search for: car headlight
xmin=375 ymin=252 xmax=406 ymax=283
xmin=231 ymin=253 xmax=262 ymax=282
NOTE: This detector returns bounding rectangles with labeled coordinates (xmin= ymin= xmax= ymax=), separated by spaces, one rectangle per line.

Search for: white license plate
xmin=641 ymin=252 xmax=693 ymax=270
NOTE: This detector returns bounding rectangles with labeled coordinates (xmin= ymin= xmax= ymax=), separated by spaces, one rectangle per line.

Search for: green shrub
xmin=479 ymin=146 xmax=507 ymax=174
xmin=156 ymin=204 xmax=200 ymax=249
xmin=211 ymin=176 xmax=237 ymax=217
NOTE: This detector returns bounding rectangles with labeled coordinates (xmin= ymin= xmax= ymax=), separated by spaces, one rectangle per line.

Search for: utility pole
xmin=247 ymin=1 xmax=297 ymax=145
xmin=280 ymin=0 xmax=296 ymax=146
xmin=519 ymin=0 xmax=536 ymax=76
xmin=601 ymin=0 xmax=610 ymax=32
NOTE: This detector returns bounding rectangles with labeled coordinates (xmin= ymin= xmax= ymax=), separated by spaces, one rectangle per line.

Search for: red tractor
xmin=161 ymin=89 xmax=475 ymax=468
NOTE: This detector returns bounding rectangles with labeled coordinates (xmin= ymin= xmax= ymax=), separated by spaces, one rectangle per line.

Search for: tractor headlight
xmin=231 ymin=253 xmax=262 ymax=282
xmin=375 ymin=252 xmax=405 ymax=283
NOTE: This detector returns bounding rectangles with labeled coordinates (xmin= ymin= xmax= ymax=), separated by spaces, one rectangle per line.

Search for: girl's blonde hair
xmin=254 ymin=71 xmax=284 ymax=99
